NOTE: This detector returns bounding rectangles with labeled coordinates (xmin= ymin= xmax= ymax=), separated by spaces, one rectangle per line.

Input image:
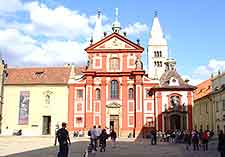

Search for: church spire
xmin=148 ymin=11 xmax=167 ymax=45
xmin=112 ymin=8 xmax=121 ymax=33
xmin=148 ymin=12 xmax=169 ymax=79
xmin=93 ymin=8 xmax=103 ymax=43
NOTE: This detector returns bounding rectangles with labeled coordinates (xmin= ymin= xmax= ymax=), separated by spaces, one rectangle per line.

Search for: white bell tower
xmin=148 ymin=12 xmax=168 ymax=79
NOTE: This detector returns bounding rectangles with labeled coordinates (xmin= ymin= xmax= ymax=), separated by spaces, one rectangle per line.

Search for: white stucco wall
xmin=1 ymin=85 xmax=68 ymax=136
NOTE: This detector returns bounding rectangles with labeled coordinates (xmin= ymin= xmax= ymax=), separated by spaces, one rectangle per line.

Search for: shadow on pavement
xmin=6 ymin=141 xmax=89 ymax=157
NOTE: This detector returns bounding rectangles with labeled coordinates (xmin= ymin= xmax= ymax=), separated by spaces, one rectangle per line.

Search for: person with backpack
xmin=202 ymin=130 xmax=209 ymax=151
xmin=54 ymin=122 xmax=71 ymax=157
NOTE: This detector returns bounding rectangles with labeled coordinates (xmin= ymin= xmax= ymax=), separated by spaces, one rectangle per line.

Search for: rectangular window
xmin=76 ymin=103 xmax=82 ymax=112
xmin=146 ymin=89 xmax=152 ymax=98
xmin=128 ymin=88 xmax=134 ymax=99
xmin=216 ymin=101 xmax=219 ymax=112
xmin=76 ymin=117 xmax=83 ymax=128
xmin=223 ymin=100 xmax=225 ymax=110
xmin=95 ymin=102 xmax=100 ymax=112
xmin=95 ymin=116 xmax=100 ymax=125
xmin=110 ymin=58 xmax=119 ymax=70
xmin=95 ymin=59 xmax=100 ymax=67
xmin=128 ymin=116 xmax=134 ymax=126
xmin=128 ymin=102 xmax=134 ymax=112
xmin=76 ymin=89 xmax=83 ymax=100
xmin=147 ymin=103 xmax=152 ymax=111
xmin=206 ymin=103 xmax=208 ymax=113
xmin=129 ymin=58 xmax=134 ymax=66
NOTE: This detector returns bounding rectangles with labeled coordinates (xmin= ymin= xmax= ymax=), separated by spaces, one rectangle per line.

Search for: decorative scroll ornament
xmin=106 ymin=102 xmax=121 ymax=108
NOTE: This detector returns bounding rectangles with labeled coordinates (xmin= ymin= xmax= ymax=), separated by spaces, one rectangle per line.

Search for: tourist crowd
xmin=87 ymin=125 xmax=117 ymax=152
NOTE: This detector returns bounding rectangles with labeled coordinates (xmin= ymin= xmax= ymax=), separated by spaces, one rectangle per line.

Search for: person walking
xmin=184 ymin=130 xmax=192 ymax=151
xmin=99 ymin=129 xmax=109 ymax=152
xmin=202 ymin=130 xmax=209 ymax=151
xmin=90 ymin=125 xmax=98 ymax=151
xmin=110 ymin=129 xmax=117 ymax=148
xmin=54 ymin=122 xmax=71 ymax=157
xmin=96 ymin=125 xmax=102 ymax=147
xmin=192 ymin=131 xmax=199 ymax=151
xmin=218 ymin=130 xmax=225 ymax=157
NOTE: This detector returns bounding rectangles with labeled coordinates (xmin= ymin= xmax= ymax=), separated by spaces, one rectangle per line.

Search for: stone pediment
xmin=94 ymin=37 xmax=135 ymax=50
xmin=106 ymin=102 xmax=121 ymax=108
xmin=85 ymin=33 xmax=144 ymax=52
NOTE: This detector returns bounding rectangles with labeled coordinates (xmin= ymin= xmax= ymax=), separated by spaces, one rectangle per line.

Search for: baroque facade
xmin=1 ymin=10 xmax=195 ymax=136
xmin=67 ymin=11 xmax=195 ymax=137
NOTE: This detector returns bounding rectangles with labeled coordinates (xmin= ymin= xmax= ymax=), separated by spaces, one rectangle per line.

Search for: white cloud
xmin=0 ymin=1 xmax=149 ymax=67
xmin=193 ymin=59 xmax=225 ymax=78
xmin=0 ymin=0 xmax=23 ymax=13
xmin=23 ymin=1 xmax=92 ymax=39
xmin=122 ymin=22 xmax=148 ymax=36
xmin=23 ymin=40 xmax=88 ymax=65
xmin=184 ymin=59 xmax=225 ymax=85
xmin=0 ymin=29 xmax=37 ymax=55
xmin=0 ymin=28 xmax=88 ymax=66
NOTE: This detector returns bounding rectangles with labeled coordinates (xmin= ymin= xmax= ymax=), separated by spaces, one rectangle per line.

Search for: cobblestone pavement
xmin=0 ymin=137 xmax=220 ymax=157
xmin=94 ymin=139 xmax=219 ymax=157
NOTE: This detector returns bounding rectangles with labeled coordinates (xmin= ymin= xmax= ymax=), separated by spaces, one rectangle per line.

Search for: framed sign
xmin=18 ymin=91 xmax=30 ymax=125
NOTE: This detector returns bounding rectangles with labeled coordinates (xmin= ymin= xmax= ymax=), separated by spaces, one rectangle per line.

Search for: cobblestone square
xmin=0 ymin=137 xmax=219 ymax=157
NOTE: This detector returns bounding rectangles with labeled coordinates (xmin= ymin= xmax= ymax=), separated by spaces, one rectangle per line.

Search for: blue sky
xmin=0 ymin=0 xmax=225 ymax=84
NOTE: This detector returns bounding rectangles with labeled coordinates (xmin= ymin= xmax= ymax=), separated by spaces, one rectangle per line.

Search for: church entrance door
xmin=110 ymin=115 xmax=119 ymax=136
xmin=170 ymin=115 xmax=181 ymax=130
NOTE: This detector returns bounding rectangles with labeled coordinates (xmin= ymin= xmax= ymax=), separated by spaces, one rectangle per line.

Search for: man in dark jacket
xmin=54 ymin=122 xmax=71 ymax=157
xmin=218 ymin=130 xmax=225 ymax=157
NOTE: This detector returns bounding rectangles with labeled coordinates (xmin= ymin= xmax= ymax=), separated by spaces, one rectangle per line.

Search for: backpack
xmin=88 ymin=130 xmax=91 ymax=136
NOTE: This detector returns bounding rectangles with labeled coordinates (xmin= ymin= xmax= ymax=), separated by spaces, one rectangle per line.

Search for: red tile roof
xmin=4 ymin=67 xmax=84 ymax=85
xmin=193 ymin=79 xmax=212 ymax=101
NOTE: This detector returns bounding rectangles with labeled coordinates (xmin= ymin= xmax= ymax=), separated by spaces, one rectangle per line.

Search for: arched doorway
xmin=170 ymin=115 xmax=181 ymax=130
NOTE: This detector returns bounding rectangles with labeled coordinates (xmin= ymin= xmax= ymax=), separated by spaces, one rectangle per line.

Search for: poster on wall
xmin=18 ymin=91 xmax=30 ymax=125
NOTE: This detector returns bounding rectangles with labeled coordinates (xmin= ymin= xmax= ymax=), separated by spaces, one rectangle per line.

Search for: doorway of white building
xmin=42 ymin=116 xmax=51 ymax=135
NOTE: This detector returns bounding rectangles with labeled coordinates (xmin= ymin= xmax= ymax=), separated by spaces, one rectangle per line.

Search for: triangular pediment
xmin=95 ymin=37 xmax=136 ymax=50
xmin=85 ymin=32 xmax=144 ymax=52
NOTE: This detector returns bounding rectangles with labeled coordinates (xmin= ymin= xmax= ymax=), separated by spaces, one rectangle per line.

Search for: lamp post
xmin=0 ymin=59 xmax=7 ymax=134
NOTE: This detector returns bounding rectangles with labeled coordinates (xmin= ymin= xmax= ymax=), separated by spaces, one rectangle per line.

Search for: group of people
xmin=88 ymin=125 xmax=117 ymax=152
xmin=183 ymin=130 xmax=210 ymax=151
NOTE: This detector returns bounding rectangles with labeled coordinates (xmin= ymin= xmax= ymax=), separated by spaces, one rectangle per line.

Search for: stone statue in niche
xmin=135 ymin=57 xmax=143 ymax=69
xmin=87 ymin=56 xmax=93 ymax=69
xmin=170 ymin=96 xmax=180 ymax=111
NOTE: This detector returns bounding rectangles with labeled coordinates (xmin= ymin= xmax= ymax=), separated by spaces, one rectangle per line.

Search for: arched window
xmin=157 ymin=51 xmax=159 ymax=57
xmin=128 ymin=88 xmax=134 ymax=99
xmin=160 ymin=51 xmax=162 ymax=57
xmin=45 ymin=94 xmax=50 ymax=104
xmin=110 ymin=80 xmax=119 ymax=99
xmin=96 ymin=88 xmax=101 ymax=100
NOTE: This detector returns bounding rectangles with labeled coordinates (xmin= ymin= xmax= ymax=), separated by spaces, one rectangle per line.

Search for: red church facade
xmin=67 ymin=32 xmax=195 ymax=137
